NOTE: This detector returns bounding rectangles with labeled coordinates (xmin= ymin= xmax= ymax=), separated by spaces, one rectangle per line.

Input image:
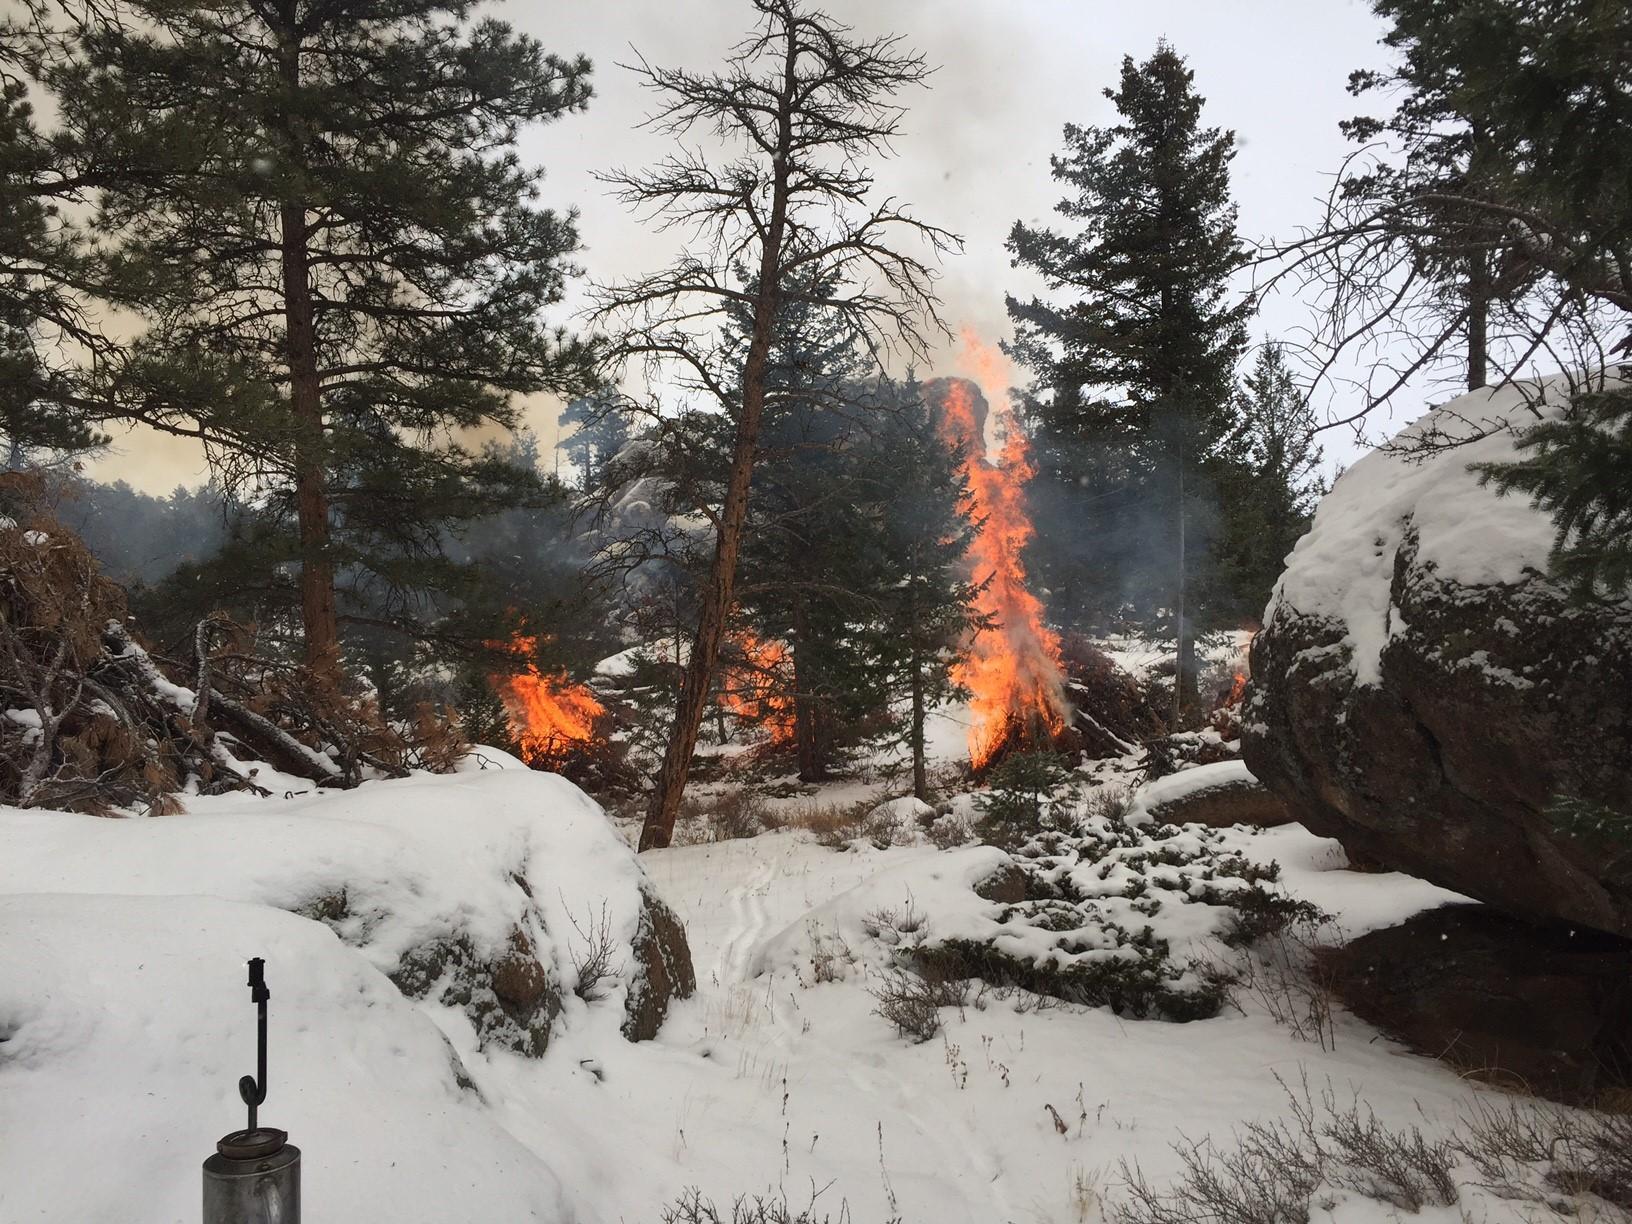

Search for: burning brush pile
xmin=932 ymin=334 xmax=1177 ymax=776
xmin=928 ymin=337 xmax=1073 ymax=776
xmin=486 ymin=634 xmax=622 ymax=788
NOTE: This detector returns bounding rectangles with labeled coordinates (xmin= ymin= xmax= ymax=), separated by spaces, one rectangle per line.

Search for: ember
xmin=937 ymin=331 xmax=1071 ymax=771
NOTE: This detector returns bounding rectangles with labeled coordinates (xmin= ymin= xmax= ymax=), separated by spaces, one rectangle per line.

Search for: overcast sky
xmin=93 ymin=0 xmax=1400 ymax=493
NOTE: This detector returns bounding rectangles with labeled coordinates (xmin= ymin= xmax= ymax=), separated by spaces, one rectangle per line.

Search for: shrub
xmin=1115 ymin=1074 xmax=1457 ymax=1224
xmin=658 ymin=1188 xmax=850 ymax=1224
xmin=869 ymin=962 xmax=969 ymax=1042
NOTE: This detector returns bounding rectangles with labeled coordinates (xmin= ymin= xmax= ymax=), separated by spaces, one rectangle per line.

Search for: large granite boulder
xmin=1329 ymin=904 xmax=1632 ymax=1105
xmin=1244 ymin=378 xmax=1632 ymax=936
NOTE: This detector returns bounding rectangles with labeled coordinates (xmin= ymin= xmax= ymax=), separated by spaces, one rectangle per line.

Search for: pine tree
xmin=1277 ymin=0 xmax=1631 ymax=414
xmin=559 ymin=390 xmax=630 ymax=493
xmin=1005 ymin=42 xmax=1250 ymax=718
xmin=0 ymin=19 xmax=107 ymax=463
xmin=55 ymin=0 xmax=596 ymax=673
xmin=869 ymin=377 xmax=986 ymax=801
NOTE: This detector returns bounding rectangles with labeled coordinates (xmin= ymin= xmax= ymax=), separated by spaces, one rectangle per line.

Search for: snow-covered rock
xmin=1245 ymin=376 xmax=1632 ymax=936
xmin=1126 ymin=759 xmax=1292 ymax=828
xmin=0 ymin=767 xmax=693 ymax=1050
xmin=0 ymin=893 xmax=578 ymax=1221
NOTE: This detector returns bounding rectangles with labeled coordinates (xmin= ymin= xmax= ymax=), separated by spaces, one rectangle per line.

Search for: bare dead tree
xmin=1256 ymin=145 xmax=1630 ymax=451
xmin=589 ymin=0 xmax=958 ymax=851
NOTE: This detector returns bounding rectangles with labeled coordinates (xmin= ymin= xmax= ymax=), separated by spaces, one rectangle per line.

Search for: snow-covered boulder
xmin=1244 ymin=377 xmax=1632 ymax=937
xmin=0 ymin=895 xmax=576 ymax=1221
xmin=1126 ymin=760 xmax=1293 ymax=829
xmin=0 ymin=767 xmax=694 ymax=1051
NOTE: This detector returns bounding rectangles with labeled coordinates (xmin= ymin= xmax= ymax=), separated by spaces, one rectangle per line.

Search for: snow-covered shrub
xmin=926 ymin=804 xmax=1303 ymax=1021
xmin=763 ymin=803 xmax=1307 ymax=1023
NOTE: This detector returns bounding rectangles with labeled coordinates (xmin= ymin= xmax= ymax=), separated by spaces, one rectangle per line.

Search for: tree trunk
xmin=909 ymin=656 xmax=928 ymax=802
xmin=792 ymin=599 xmax=822 ymax=783
xmin=275 ymin=30 xmax=338 ymax=675
xmin=1171 ymin=433 xmax=1192 ymax=730
xmin=1467 ymin=252 xmax=1490 ymax=392
xmin=637 ymin=32 xmax=799 ymax=852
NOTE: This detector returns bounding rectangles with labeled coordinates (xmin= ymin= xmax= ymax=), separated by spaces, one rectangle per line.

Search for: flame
xmin=940 ymin=329 xmax=1069 ymax=770
xmin=719 ymin=631 xmax=795 ymax=745
xmin=489 ymin=635 xmax=606 ymax=767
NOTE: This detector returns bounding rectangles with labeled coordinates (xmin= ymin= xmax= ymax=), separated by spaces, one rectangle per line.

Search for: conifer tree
xmin=0 ymin=14 xmax=107 ymax=463
xmin=592 ymin=0 xmax=952 ymax=849
xmin=870 ymin=378 xmax=985 ymax=801
xmin=1474 ymin=385 xmax=1632 ymax=601
xmin=560 ymin=390 xmax=630 ymax=493
xmin=729 ymin=270 xmax=884 ymax=781
xmin=54 ymin=0 xmax=596 ymax=672
xmin=1211 ymin=344 xmax=1324 ymax=621
xmin=1005 ymin=42 xmax=1249 ymax=717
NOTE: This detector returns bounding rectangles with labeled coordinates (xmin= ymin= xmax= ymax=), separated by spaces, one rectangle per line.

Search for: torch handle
xmin=239 ymin=958 xmax=269 ymax=1132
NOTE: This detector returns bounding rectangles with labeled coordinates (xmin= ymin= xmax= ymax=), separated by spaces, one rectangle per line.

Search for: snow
xmin=0 ymin=760 xmax=1515 ymax=1224
xmin=0 ymin=769 xmax=650 ymax=1006
xmin=593 ymin=646 xmax=638 ymax=677
xmin=1268 ymin=377 xmax=1606 ymax=685
xmin=0 ymin=894 xmax=573 ymax=1223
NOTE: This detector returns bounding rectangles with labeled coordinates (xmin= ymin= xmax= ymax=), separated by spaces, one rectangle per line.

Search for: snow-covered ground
xmin=2 ymin=741 xmax=1517 ymax=1224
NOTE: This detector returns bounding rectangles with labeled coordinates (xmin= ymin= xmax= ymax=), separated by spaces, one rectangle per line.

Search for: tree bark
xmin=275 ymin=22 xmax=339 ymax=675
xmin=1467 ymin=251 xmax=1490 ymax=391
xmin=637 ymin=30 xmax=797 ymax=851
xmin=910 ymin=657 xmax=928 ymax=803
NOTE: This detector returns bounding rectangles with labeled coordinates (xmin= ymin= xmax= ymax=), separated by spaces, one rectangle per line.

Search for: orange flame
xmin=719 ymin=631 xmax=795 ymax=745
xmin=940 ymin=329 xmax=1069 ymax=770
xmin=489 ymin=635 xmax=606 ymax=767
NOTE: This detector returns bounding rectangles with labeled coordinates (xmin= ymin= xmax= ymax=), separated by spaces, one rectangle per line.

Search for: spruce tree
xmin=1211 ymin=344 xmax=1324 ymax=622
xmin=55 ymin=0 xmax=596 ymax=672
xmin=869 ymin=377 xmax=985 ymax=801
xmin=1005 ymin=42 xmax=1250 ymax=716
xmin=731 ymin=273 xmax=881 ymax=781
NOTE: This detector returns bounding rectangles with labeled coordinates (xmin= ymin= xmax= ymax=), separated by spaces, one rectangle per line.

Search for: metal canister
xmin=202 ymin=1129 xmax=301 ymax=1224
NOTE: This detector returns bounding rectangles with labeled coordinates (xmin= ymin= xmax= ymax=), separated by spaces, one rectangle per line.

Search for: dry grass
xmin=676 ymin=785 xmax=773 ymax=844
xmin=868 ymin=961 xmax=969 ymax=1042
xmin=1116 ymin=1073 xmax=1457 ymax=1224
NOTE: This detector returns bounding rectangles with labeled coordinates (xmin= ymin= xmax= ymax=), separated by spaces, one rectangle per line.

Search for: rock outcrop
xmin=623 ymin=889 xmax=696 ymax=1041
xmin=1329 ymin=904 xmax=1632 ymax=1105
xmin=1244 ymin=379 xmax=1632 ymax=937
xmin=1131 ymin=760 xmax=1294 ymax=829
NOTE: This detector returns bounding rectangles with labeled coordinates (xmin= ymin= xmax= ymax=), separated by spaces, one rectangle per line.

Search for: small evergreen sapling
xmin=977 ymin=751 xmax=1073 ymax=851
